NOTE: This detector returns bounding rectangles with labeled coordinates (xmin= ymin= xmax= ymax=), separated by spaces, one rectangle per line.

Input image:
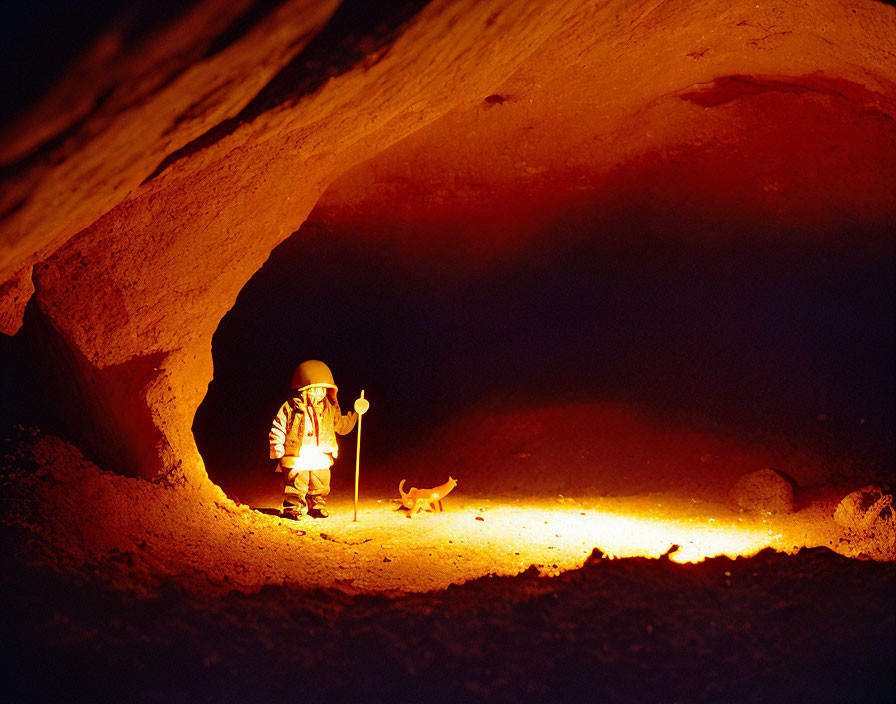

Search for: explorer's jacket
xmin=269 ymin=393 xmax=357 ymax=469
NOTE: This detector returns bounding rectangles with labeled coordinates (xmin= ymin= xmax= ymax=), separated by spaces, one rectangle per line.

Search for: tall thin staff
xmin=353 ymin=390 xmax=369 ymax=522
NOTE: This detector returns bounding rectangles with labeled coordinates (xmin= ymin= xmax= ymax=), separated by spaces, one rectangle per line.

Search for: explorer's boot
xmin=281 ymin=498 xmax=307 ymax=520
xmin=307 ymin=495 xmax=329 ymax=518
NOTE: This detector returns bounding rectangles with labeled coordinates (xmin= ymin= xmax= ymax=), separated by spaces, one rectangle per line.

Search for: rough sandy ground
xmin=1 ymin=403 xmax=891 ymax=597
xmin=1 ymin=403 xmax=893 ymax=701
xmin=2 ymin=541 xmax=894 ymax=703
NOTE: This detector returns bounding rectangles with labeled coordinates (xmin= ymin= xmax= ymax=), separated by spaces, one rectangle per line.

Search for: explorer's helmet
xmin=291 ymin=360 xmax=338 ymax=402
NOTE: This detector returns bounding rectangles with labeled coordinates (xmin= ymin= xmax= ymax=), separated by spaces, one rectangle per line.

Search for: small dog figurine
xmin=398 ymin=477 xmax=457 ymax=517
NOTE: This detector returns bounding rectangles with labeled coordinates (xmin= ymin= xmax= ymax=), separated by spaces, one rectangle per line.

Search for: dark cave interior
xmin=1 ymin=1 xmax=895 ymax=702
xmin=193 ymin=194 xmax=895 ymax=505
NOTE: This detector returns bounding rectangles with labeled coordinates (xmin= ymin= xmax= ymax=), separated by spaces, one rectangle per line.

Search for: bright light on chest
xmin=284 ymin=447 xmax=334 ymax=471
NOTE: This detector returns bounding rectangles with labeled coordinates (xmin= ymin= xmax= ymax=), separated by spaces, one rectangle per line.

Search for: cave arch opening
xmin=190 ymin=69 xmax=896 ymax=509
xmin=192 ymin=180 xmax=894 ymax=509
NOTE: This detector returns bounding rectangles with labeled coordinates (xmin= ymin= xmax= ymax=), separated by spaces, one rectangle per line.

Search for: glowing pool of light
xmin=289 ymin=494 xmax=790 ymax=590
xmin=417 ymin=505 xmax=774 ymax=564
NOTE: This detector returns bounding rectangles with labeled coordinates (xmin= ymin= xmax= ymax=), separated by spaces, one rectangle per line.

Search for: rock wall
xmin=1 ymin=0 xmax=894 ymax=486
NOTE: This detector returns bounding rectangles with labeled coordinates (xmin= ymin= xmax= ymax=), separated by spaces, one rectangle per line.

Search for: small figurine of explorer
xmin=269 ymin=360 xmax=362 ymax=519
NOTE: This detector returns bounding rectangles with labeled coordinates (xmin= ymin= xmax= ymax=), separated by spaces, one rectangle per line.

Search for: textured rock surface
xmin=0 ymin=266 xmax=33 ymax=335
xmin=834 ymin=485 xmax=896 ymax=560
xmin=834 ymin=485 xmax=893 ymax=530
xmin=0 ymin=0 xmax=894 ymax=488
xmin=732 ymin=468 xmax=795 ymax=514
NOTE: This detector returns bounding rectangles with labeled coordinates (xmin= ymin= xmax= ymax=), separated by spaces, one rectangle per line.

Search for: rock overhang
xmin=0 ymin=0 xmax=892 ymax=486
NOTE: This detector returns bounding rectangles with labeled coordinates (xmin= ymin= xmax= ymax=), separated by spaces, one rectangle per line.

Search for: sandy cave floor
xmin=3 ymin=511 xmax=894 ymax=703
xmin=2 ymin=413 xmax=887 ymax=597
xmin=2 ymin=403 xmax=894 ymax=702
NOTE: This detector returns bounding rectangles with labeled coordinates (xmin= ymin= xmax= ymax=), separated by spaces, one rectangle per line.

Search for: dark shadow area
xmin=201 ymin=0 xmax=292 ymax=60
xmin=0 ymin=303 xmax=168 ymax=478
xmin=193 ymin=204 xmax=895 ymax=504
xmin=0 ymin=0 xmax=120 ymax=129
xmin=0 ymin=87 xmax=115 ymax=188
xmin=0 ymin=0 xmax=198 ymax=132
xmin=2 ymin=544 xmax=893 ymax=703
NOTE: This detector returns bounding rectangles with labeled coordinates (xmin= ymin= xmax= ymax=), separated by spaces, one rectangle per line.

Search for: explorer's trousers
xmin=283 ymin=467 xmax=331 ymax=510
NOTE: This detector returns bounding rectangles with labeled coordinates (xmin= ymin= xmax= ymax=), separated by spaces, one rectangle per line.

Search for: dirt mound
xmin=2 ymin=543 xmax=893 ymax=703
